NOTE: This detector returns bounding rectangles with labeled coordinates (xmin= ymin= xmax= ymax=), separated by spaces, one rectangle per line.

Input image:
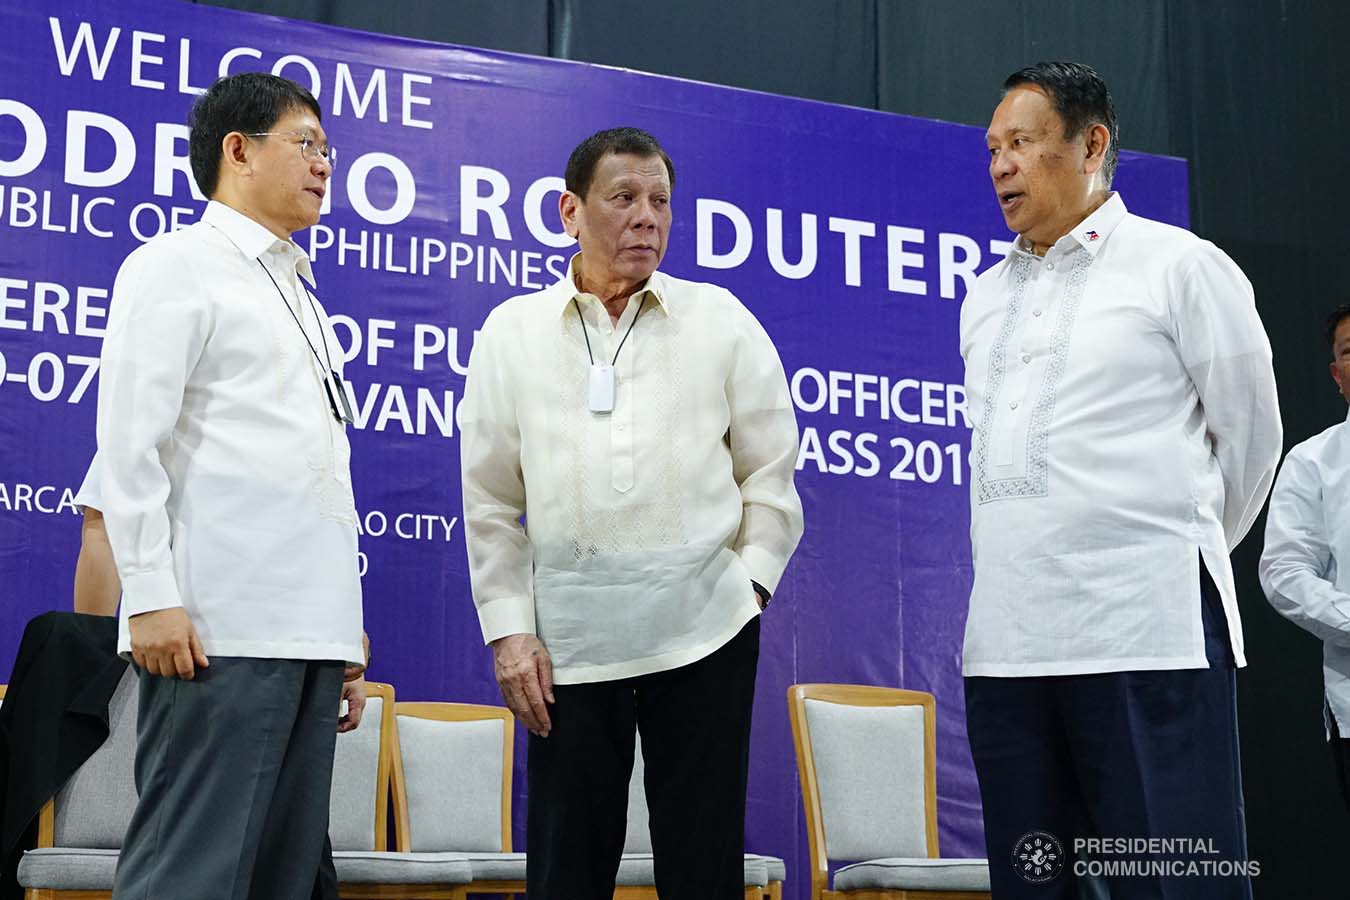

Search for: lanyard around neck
xmin=258 ymin=259 xmax=337 ymax=375
xmin=574 ymin=294 xmax=648 ymax=367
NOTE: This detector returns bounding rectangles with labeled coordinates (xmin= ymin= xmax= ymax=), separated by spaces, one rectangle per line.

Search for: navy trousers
xmin=965 ymin=562 xmax=1252 ymax=899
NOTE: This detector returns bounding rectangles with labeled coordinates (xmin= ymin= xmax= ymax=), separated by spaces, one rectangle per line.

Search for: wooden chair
xmin=787 ymin=684 xmax=991 ymax=900
xmin=616 ymin=732 xmax=776 ymax=900
xmin=333 ymin=684 xmax=474 ymax=899
xmin=340 ymin=682 xmax=398 ymax=851
xmin=15 ymin=668 xmax=139 ymax=900
xmin=386 ymin=705 xmax=769 ymax=900
xmin=389 ymin=701 xmax=523 ymax=897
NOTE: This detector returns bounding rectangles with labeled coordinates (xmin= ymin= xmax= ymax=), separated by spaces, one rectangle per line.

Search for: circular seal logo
xmin=1012 ymin=830 xmax=1065 ymax=883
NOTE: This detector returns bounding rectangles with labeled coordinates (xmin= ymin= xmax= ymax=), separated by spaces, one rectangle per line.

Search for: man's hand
xmin=129 ymin=607 xmax=209 ymax=680
xmin=338 ymin=676 xmax=367 ymax=733
xmin=344 ymin=631 xmax=371 ymax=682
xmin=491 ymin=633 xmax=554 ymax=737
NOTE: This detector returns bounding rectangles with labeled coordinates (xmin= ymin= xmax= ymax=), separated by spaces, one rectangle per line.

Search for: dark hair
xmin=564 ymin=127 xmax=675 ymax=200
xmin=1004 ymin=61 xmax=1119 ymax=188
xmin=188 ymin=73 xmax=322 ymax=197
xmin=1327 ymin=304 xmax=1350 ymax=351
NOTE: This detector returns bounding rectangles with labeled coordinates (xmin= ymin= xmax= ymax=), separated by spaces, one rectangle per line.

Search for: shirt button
xmin=1032 ymin=309 xmax=1043 ymax=317
xmin=1020 ymin=353 xmax=1031 ymax=364
xmin=1009 ymin=400 xmax=1020 ymax=410
xmin=1045 ymin=262 xmax=1055 ymax=271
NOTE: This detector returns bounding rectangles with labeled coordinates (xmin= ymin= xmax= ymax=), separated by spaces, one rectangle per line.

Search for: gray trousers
xmin=112 ymin=658 xmax=344 ymax=900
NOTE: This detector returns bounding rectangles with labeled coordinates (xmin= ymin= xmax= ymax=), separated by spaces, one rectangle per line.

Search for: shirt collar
xmin=550 ymin=253 xmax=671 ymax=318
xmin=1063 ymin=191 xmax=1127 ymax=255
xmin=201 ymin=200 xmax=316 ymax=287
xmin=1004 ymin=192 xmax=1130 ymax=267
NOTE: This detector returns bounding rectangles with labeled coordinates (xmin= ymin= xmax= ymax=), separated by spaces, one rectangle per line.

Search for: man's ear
xmin=1082 ymin=123 xmax=1110 ymax=177
xmin=220 ymin=132 xmax=252 ymax=180
xmin=559 ymin=190 xmax=582 ymax=239
xmin=1332 ymin=360 xmax=1348 ymax=401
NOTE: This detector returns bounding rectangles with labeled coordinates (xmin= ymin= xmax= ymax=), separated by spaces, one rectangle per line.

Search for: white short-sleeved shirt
xmin=74 ymin=454 xmax=101 ymax=512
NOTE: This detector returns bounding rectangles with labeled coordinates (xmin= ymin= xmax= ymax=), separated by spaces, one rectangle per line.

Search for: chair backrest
xmin=329 ymin=681 xmax=395 ymax=852
xmin=389 ymin=701 xmax=514 ymax=853
xmin=787 ymin=684 xmax=938 ymax=900
xmin=622 ymin=732 xmax=651 ymax=853
xmin=46 ymin=666 xmax=139 ymax=848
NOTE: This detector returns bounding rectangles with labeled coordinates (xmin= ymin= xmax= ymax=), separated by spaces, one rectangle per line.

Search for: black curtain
xmin=195 ymin=1 xmax=1350 ymax=894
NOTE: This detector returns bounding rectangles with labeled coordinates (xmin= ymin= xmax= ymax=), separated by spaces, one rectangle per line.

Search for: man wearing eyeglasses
xmin=97 ymin=73 xmax=365 ymax=900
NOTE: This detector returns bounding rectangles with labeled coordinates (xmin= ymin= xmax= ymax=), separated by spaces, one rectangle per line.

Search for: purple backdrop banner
xmin=0 ymin=0 xmax=1189 ymax=893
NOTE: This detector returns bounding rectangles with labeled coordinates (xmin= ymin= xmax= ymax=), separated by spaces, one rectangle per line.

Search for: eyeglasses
xmin=245 ymin=132 xmax=336 ymax=169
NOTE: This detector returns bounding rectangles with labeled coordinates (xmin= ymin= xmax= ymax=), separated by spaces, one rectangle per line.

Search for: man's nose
xmin=990 ymin=151 xmax=1014 ymax=180
xmin=631 ymin=199 xmax=658 ymax=228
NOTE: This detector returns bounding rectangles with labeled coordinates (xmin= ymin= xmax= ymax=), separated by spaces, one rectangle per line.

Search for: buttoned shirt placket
xmin=572 ymin=291 xmax=647 ymax=494
xmin=989 ymin=243 xmax=1072 ymax=471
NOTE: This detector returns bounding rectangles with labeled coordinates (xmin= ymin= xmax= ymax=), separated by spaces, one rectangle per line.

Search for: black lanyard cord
xmin=573 ymin=294 xmax=648 ymax=366
xmin=258 ymin=259 xmax=337 ymax=375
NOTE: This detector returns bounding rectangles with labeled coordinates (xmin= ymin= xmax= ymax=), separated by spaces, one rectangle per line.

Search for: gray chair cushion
xmin=804 ymin=698 xmax=928 ymax=860
xmin=398 ymin=714 xmax=504 ymax=852
xmin=457 ymin=852 xmax=527 ymax=881
xmin=17 ymin=848 xmax=118 ymax=890
xmin=748 ymin=853 xmax=786 ymax=882
xmin=330 ymin=695 xmax=383 ymax=851
xmin=623 ymin=734 xmax=652 ymax=853
xmin=615 ymin=852 xmax=768 ymax=887
xmin=53 ymin=668 xmax=138 ymax=848
xmin=834 ymin=857 xmax=992 ymax=892
xmin=332 ymin=850 xmax=473 ymax=884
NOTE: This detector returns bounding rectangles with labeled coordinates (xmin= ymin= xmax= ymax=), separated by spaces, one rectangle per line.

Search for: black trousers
xmin=526 ymin=617 xmax=760 ymax=900
xmin=1328 ymin=713 xmax=1350 ymax=814
xmin=965 ymin=562 xmax=1252 ymax=900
